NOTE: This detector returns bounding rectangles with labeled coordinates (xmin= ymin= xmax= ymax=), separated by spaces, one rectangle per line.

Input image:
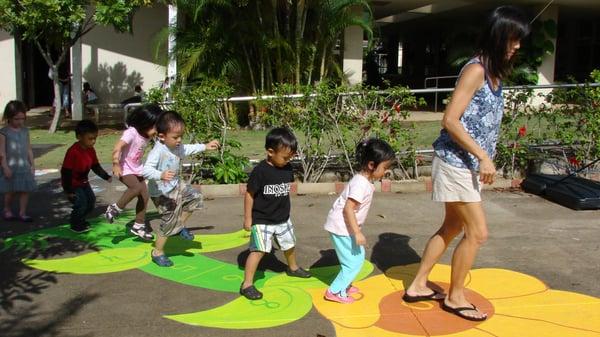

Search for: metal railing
xmin=122 ymin=82 xmax=600 ymax=122
xmin=424 ymin=75 xmax=459 ymax=112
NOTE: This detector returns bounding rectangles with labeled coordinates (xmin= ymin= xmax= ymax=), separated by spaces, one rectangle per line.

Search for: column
xmin=72 ymin=38 xmax=83 ymax=121
xmin=537 ymin=5 xmax=558 ymax=85
xmin=167 ymin=4 xmax=177 ymax=82
xmin=343 ymin=7 xmax=364 ymax=85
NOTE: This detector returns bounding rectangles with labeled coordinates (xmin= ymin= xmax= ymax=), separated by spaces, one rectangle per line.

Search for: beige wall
xmin=80 ymin=5 xmax=167 ymax=103
xmin=0 ymin=31 xmax=17 ymax=113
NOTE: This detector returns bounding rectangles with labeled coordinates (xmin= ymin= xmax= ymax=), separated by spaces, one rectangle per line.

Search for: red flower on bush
xmin=393 ymin=104 xmax=401 ymax=113
xmin=568 ymin=156 xmax=581 ymax=166
xmin=518 ymin=126 xmax=527 ymax=137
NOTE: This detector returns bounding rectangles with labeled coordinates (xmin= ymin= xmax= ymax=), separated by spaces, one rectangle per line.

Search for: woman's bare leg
xmin=405 ymin=203 xmax=463 ymax=297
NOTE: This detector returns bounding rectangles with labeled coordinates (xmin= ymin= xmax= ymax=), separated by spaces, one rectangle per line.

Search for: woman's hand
xmin=479 ymin=157 xmax=496 ymax=185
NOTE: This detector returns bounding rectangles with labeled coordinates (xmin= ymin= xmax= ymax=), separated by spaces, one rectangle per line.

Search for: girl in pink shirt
xmin=105 ymin=104 xmax=162 ymax=240
xmin=323 ymin=138 xmax=394 ymax=303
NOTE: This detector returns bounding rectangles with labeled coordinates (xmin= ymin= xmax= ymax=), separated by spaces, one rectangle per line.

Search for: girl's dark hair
xmin=477 ymin=6 xmax=530 ymax=80
xmin=3 ymin=100 xmax=27 ymax=121
xmin=83 ymin=82 xmax=91 ymax=91
xmin=355 ymin=138 xmax=395 ymax=171
xmin=156 ymin=110 xmax=185 ymax=135
xmin=126 ymin=103 xmax=163 ymax=137
xmin=265 ymin=127 xmax=298 ymax=152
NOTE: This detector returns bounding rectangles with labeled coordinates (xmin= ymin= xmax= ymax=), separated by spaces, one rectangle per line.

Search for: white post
xmin=72 ymin=38 xmax=83 ymax=121
xmin=167 ymin=5 xmax=177 ymax=82
xmin=537 ymin=5 xmax=558 ymax=86
xmin=343 ymin=6 xmax=364 ymax=85
xmin=529 ymin=5 xmax=559 ymax=107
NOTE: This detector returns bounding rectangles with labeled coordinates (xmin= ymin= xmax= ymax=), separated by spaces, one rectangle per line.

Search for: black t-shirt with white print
xmin=247 ymin=160 xmax=293 ymax=225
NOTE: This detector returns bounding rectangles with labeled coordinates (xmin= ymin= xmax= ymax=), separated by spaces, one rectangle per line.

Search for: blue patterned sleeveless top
xmin=433 ymin=58 xmax=504 ymax=171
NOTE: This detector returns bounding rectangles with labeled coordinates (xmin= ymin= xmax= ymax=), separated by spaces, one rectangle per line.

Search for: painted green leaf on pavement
xmin=264 ymin=260 xmax=374 ymax=290
xmin=165 ymin=285 xmax=313 ymax=329
xmin=24 ymin=247 xmax=150 ymax=274
xmin=140 ymin=254 xmax=277 ymax=292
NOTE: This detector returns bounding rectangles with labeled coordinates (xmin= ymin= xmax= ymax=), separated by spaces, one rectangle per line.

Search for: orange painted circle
xmin=375 ymin=282 xmax=495 ymax=335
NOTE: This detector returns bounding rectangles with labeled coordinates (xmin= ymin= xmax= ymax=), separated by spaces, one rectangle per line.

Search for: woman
xmin=403 ymin=6 xmax=530 ymax=321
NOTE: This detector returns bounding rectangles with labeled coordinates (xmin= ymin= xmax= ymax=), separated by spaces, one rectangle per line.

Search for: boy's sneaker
xmin=105 ymin=204 xmax=121 ymax=223
xmin=151 ymin=251 xmax=173 ymax=267
xmin=240 ymin=285 xmax=263 ymax=300
xmin=324 ymin=290 xmax=355 ymax=304
xmin=286 ymin=267 xmax=311 ymax=278
xmin=179 ymin=228 xmax=194 ymax=240
xmin=130 ymin=223 xmax=153 ymax=240
xmin=70 ymin=222 xmax=91 ymax=233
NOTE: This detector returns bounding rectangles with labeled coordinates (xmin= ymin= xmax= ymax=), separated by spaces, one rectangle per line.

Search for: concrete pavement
xmin=1 ymin=171 xmax=599 ymax=337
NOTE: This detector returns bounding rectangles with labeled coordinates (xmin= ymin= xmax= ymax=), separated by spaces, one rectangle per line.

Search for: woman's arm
xmin=343 ymin=198 xmax=366 ymax=246
xmin=442 ymin=63 xmax=496 ymax=184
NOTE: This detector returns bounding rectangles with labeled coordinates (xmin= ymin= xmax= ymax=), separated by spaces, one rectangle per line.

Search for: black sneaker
xmin=286 ymin=267 xmax=311 ymax=278
xmin=240 ymin=285 xmax=263 ymax=300
xmin=70 ymin=222 xmax=91 ymax=233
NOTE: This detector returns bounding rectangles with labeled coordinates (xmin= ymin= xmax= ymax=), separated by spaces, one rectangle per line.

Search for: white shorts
xmin=432 ymin=155 xmax=481 ymax=202
xmin=249 ymin=219 xmax=296 ymax=253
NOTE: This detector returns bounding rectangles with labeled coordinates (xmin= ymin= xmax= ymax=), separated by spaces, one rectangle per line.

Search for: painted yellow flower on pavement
xmin=309 ymin=263 xmax=600 ymax=337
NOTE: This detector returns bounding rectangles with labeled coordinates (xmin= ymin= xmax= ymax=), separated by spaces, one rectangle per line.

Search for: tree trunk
xmin=49 ymin=71 xmax=63 ymax=134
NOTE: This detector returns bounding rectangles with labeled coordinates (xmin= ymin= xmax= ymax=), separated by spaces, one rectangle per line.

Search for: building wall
xmin=0 ymin=31 xmax=17 ymax=112
xmin=80 ymin=5 xmax=167 ymax=103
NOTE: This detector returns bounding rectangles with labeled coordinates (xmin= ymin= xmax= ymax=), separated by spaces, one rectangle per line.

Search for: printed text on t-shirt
xmin=263 ymin=183 xmax=291 ymax=197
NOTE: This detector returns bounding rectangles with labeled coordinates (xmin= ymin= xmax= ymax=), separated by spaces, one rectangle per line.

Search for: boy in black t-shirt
xmin=240 ymin=127 xmax=312 ymax=300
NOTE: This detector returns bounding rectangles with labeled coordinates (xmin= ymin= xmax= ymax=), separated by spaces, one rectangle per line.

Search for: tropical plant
xmin=158 ymin=0 xmax=372 ymax=94
xmin=496 ymin=69 xmax=600 ymax=179
xmin=172 ymin=80 xmax=250 ymax=184
xmin=258 ymin=81 xmax=422 ymax=182
xmin=0 ymin=0 xmax=154 ymax=132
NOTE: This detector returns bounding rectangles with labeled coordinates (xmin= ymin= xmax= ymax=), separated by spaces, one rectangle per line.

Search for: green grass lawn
xmin=31 ymin=122 xmax=443 ymax=169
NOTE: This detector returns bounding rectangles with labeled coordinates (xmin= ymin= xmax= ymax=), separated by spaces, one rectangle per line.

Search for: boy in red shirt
xmin=61 ymin=120 xmax=111 ymax=232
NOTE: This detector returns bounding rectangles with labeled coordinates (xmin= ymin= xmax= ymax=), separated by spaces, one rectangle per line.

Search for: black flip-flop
xmin=402 ymin=290 xmax=444 ymax=303
xmin=442 ymin=302 xmax=487 ymax=321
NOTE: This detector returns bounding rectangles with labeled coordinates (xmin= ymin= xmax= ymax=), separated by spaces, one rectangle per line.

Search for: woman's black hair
xmin=156 ymin=110 xmax=185 ymax=135
xmin=477 ymin=6 xmax=530 ymax=81
xmin=355 ymin=138 xmax=395 ymax=171
xmin=265 ymin=127 xmax=298 ymax=152
xmin=126 ymin=103 xmax=163 ymax=137
xmin=3 ymin=100 xmax=27 ymax=121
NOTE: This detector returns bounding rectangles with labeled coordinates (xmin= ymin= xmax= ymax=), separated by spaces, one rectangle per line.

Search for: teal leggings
xmin=328 ymin=232 xmax=365 ymax=297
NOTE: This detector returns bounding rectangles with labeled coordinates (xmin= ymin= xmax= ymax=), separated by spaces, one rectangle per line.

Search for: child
xmin=61 ymin=120 xmax=112 ymax=233
xmin=0 ymin=101 xmax=37 ymax=222
xmin=82 ymin=82 xmax=98 ymax=115
xmin=323 ymin=138 xmax=394 ymax=303
xmin=142 ymin=111 xmax=219 ymax=267
xmin=105 ymin=104 xmax=162 ymax=240
xmin=240 ymin=127 xmax=312 ymax=300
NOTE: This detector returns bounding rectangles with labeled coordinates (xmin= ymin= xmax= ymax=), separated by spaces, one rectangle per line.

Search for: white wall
xmin=80 ymin=5 xmax=167 ymax=103
xmin=0 ymin=31 xmax=17 ymax=113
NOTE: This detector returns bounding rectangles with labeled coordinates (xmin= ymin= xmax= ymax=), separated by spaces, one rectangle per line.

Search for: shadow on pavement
xmin=371 ymin=232 xmax=422 ymax=272
xmin=0 ymin=291 xmax=99 ymax=337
